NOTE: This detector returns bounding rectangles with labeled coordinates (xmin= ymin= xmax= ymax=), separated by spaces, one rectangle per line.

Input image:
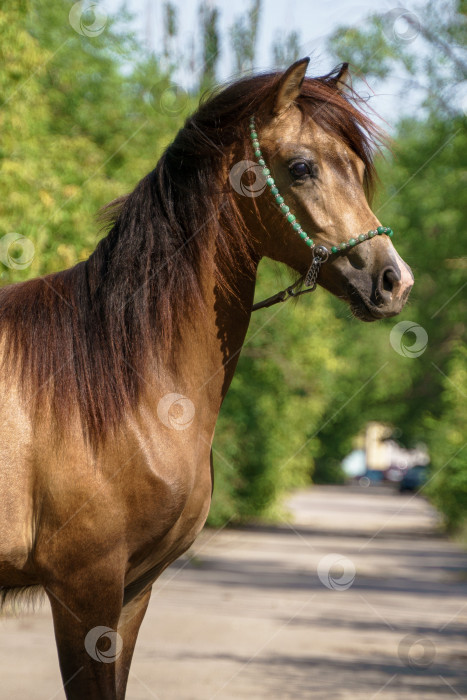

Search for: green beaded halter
xmin=248 ymin=116 xmax=394 ymax=311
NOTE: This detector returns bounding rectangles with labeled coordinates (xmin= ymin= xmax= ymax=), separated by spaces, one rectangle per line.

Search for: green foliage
xmin=163 ymin=2 xmax=178 ymax=66
xmin=164 ymin=2 xmax=178 ymax=36
xmin=271 ymin=30 xmax=302 ymax=68
xmin=0 ymin=0 xmax=194 ymax=283
xmin=209 ymin=260 xmax=347 ymax=524
xmin=229 ymin=0 xmax=261 ymax=75
xmin=328 ymin=0 xmax=466 ymax=116
xmin=424 ymin=346 xmax=467 ymax=530
xmin=329 ymin=21 xmax=406 ymax=80
xmin=321 ymin=0 xmax=467 ymax=531
xmin=199 ymin=2 xmax=220 ymax=89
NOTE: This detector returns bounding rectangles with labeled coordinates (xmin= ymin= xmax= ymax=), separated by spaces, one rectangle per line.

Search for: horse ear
xmin=332 ymin=62 xmax=351 ymax=92
xmin=272 ymin=57 xmax=310 ymax=115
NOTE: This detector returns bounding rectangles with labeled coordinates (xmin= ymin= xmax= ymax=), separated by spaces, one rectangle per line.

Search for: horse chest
xmin=122 ymin=449 xmax=213 ymax=584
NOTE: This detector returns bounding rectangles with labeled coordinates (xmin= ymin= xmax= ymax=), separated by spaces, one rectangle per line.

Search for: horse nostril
xmin=383 ymin=267 xmax=399 ymax=292
xmin=377 ymin=266 xmax=401 ymax=302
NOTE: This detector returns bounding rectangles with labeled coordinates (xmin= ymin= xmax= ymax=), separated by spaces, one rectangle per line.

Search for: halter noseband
xmin=248 ymin=116 xmax=394 ymax=312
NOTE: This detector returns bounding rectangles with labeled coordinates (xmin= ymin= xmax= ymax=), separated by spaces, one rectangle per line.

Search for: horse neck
xmin=147 ymin=239 xmax=258 ymax=428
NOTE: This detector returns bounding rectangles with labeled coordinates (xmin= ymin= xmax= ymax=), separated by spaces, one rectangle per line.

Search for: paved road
xmin=1 ymin=486 xmax=467 ymax=699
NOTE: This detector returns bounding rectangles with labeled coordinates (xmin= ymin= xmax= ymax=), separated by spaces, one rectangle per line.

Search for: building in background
xmin=342 ymin=421 xmax=430 ymax=483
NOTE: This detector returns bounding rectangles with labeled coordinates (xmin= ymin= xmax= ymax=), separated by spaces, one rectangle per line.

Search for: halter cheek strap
xmin=248 ymin=116 xmax=394 ymax=312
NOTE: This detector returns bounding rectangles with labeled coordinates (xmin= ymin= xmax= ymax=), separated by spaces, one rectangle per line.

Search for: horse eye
xmin=289 ymin=161 xmax=312 ymax=179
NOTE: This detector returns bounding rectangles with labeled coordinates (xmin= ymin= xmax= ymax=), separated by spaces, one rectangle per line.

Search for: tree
xmin=210 ymin=259 xmax=348 ymax=525
xmin=199 ymin=1 xmax=220 ymax=89
xmin=425 ymin=345 xmax=467 ymax=531
xmin=162 ymin=2 xmax=178 ymax=71
xmin=327 ymin=0 xmax=467 ymax=117
xmin=0 ymin=0 xmax=192 ymax=280
xmin=230 ymin=0 xmax=261 ymax=75
xmin=271 ymin=30 xmax=301 ymax=68
xmin=319 ymin=0 xmax=467 ymax=531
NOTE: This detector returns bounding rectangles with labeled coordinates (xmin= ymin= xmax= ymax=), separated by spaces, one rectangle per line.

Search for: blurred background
xmin=2 ymin=2 xmax=467 ymax=698
xmin=0 ymin=0 xmax=466 ymax=533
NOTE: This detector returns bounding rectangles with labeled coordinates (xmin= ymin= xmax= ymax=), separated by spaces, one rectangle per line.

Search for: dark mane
xmin=0 ymin=65 xmax=383 ymax=448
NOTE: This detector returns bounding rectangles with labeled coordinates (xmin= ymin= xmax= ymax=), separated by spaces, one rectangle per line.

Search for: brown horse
xmin=0 ymin=59 xmax=412 ymax=698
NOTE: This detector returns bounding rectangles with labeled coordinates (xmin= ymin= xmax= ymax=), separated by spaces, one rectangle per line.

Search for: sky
xmin=103 ymin=0 xmax=427 ymax=124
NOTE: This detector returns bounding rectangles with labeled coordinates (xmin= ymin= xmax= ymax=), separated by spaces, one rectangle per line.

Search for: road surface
xmin=1 ymin=485 xmax=466 ymax=699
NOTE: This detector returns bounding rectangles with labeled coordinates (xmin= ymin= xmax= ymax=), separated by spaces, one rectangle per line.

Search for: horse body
xmin=0 ymin=247 xmax=254 ymax=582
xmin=0 ymin=59 xmax=413 ymax=698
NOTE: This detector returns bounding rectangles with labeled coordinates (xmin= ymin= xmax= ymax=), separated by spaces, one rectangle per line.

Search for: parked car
xmin=358 ymin=469 xmax=385 ymax=487
xmin=399 ymin=465 xmax=429 ymax=493
xmin=385 ymin=466 xmax=404 ymax=483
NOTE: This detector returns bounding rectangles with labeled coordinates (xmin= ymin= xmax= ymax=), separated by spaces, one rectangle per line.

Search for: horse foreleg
xmin=46 ymin=572 xmax=124 ymax=700
xmin=115 ymin=586 xmax=152 ymax=698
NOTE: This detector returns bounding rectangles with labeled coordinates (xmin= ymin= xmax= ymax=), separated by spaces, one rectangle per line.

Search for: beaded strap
xmin=248 ymin=116 xmax=394 ymax=255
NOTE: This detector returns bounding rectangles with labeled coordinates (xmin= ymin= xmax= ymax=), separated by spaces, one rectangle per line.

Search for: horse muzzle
xmin=348 ymin=257 xmax=414 ymax=322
